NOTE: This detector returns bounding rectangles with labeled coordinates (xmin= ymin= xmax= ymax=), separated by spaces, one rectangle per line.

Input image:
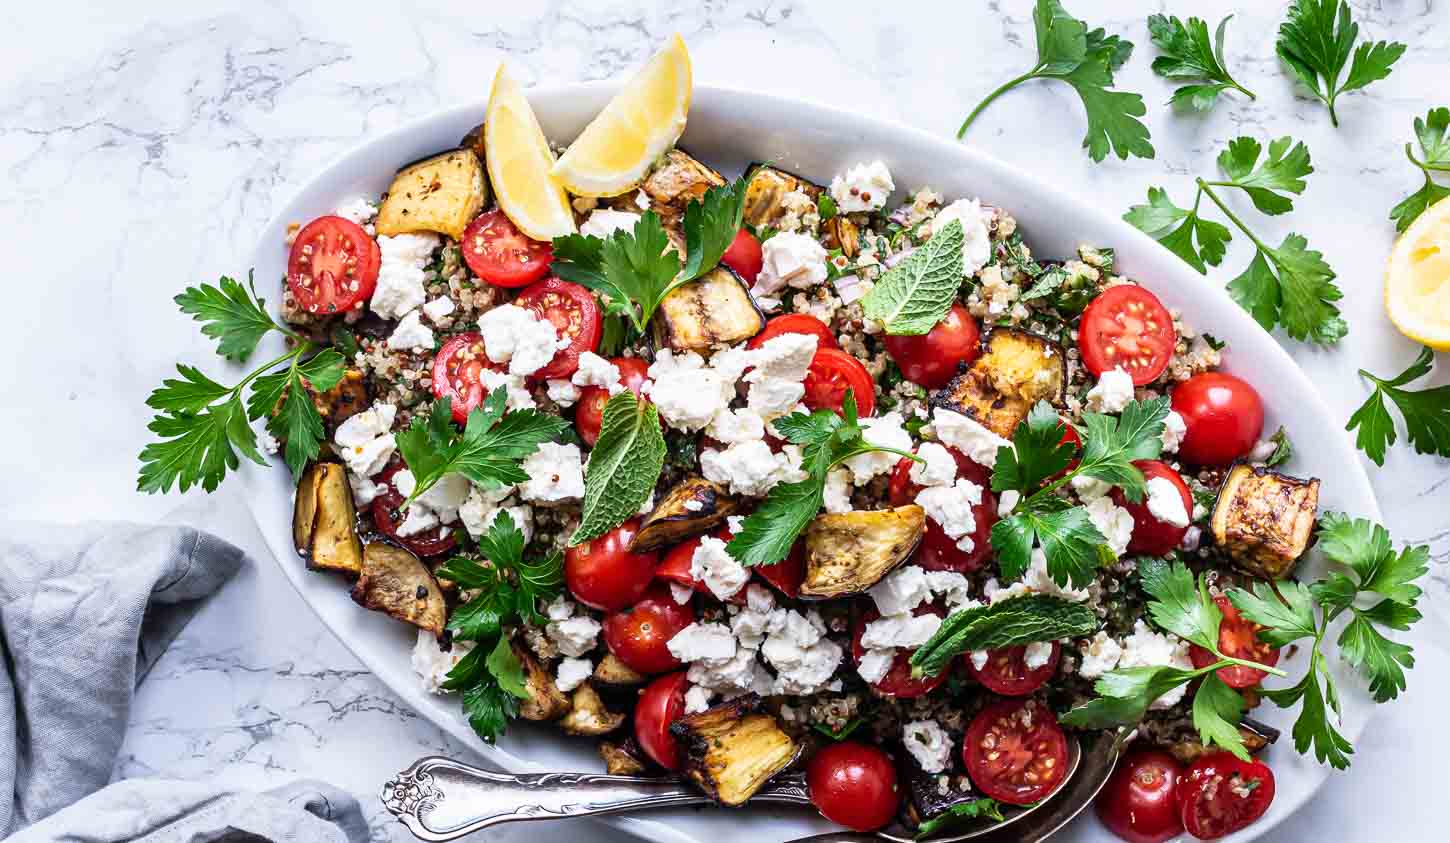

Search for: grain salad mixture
xmin=138 ymin=36 xmax=1432 ymax=843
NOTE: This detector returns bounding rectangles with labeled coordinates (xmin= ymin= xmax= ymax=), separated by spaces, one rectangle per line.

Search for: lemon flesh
xmin=485 ymin=65 xmax=576 ymax=241
xmin=1386 ymin=195 xmax=1450 ymax=350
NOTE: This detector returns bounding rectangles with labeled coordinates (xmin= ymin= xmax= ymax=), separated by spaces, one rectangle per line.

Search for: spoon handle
xmin=382 ymin=756 xmax=811 ymax=841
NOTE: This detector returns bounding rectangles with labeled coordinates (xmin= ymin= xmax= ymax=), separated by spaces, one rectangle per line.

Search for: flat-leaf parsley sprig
xmin=1345 ymin=347 xmax=1450 ymax=466
xmin=1276 ymin=0 xmax=1406 ymax=128
xmin=1389 ymin=107 xmax=1450 ymax=234
xmin=1147 ymin=14 xmax=1256 ymax=112
xmin=138 ymin=273 xmax=346 ymax=492
xmin=956 ymin=0 xmax=1153 ymax=163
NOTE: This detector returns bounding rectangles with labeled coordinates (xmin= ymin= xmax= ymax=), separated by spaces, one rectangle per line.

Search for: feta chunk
xmin=915 ymin=478 xmax=984 ymax=552
xmin=1146 ymin=476 xmax=1191 ymax=528
xmin=1023 ymin=640 xmax=1055 ymax=671
xmin=830 ymin=161 xmax=894 ymax=214
xmin=333 ymin=402 xmax=397 ymax=477
xmin=690 ymin=536 xmax=750 ymax=600
xmin=997 ymin=489 xmax=1021 ymax=518
xmin=519 ymin=443 xmax=585 ymax=503
xmin=683 ymin=685 xmax=713 ymax=714
xmin=411 ymin=630 xmax=475 ymax=694
xmin=701 ymin=440 xmax=805 ymax=497
xmin=371 ymin=233 xmax=439 ymax=319
xmin=909 ymin=441 xmax=958 ymax=488
xmin=860 ymin=612 xmax=942 ymax=651
xmin=649 ymin=364 xmax=733 ymax=431
xmin=902 ymin=720 xmax=954 ymax=774
xmin=1118 ymin=620 xmax=1193 ymax=709
xmin=986 ymin=546 xmax=1091 ymax=604
xmin=761 ymin=610 xmax=843 ymax=695
xmin=546 ymin=379 xmax=581 ymax=407
xmin=579 ymin=208 xmax=642 ymax=239
xmin=1085 ymin=368 xmax=1135 ymax=413
xmin=546 ymin=614 xmax=602 ymax=658
xmin=387 ymin=310 xmax=435 ymax=352
xmin=335 ymin=197 xmax=379 ymax=226
xmin=422 ymin=296 xmax=455 ymax=323
xmin=843 ymin=412 xmax=913 ymax=483
xmin=458 ymin=485 xmax=532 ymax=542
xmin=823 ymin=467 xmax=854 ymax=514
xmin=868 ymin=565 xmax=933 ymax=617
xmin=932 ymin=408 xmax=1010 ymax=468
xmin=572 ymin=352 xmax=623 ymax=393
xmin=1161 ymin=410 xmax=1187 ymax=454
xmin=555 ymin=657 xmax=593 ymax=693
xmin=754 ymin=231 xmax=829 ymax=297
xmin=927 ymin=198 xmax=992 ymax=276
xmin=857 ymin=649 xmax=896 ymax=685
xmin=1084 ymin=494 xmax=1135 ymax=557
xmin=1077 ymin=631 xmax=1123 ymax=679
xmin=706 ymin=407 xmax=766 ymax=445
xmin=479 ymin=369 xmax=536 ymax=411
xmin=477 ymin=304 xmax=568 ymax=376
xmin=667 ymin=622 xmax=738 ymax=663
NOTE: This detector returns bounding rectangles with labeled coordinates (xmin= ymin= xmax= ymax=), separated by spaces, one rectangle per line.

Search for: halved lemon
xmin=1386 ymin=194 xmax=1450 ymax=350
xmin=485 ymin=65 xmax=576 ymax=240
xmin=551 ymin=34 xmax=692 ymax=197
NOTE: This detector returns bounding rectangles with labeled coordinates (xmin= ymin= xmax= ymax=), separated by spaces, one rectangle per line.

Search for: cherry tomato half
xmin=806 ymin=742 xmax=900 ymax=832
xmin=963 ymin=698 xmax=1070 ymax=806
xmin=1171 ymin=372 xmax=1265 ymax=467
xmin=851 ymin=602 xmax=948 ymax=698
xmin=967 ymin=642 xmax=1061 ymax=697
xmin=1188 ymin=595 xmax=1281 ymax=689
xmin=721 ymin=228 xmax=763 ymax=284
xmin=369 ymin=460 xmax=457 ymax=557
xmin=431 ymin=332 xmax=504 ymax=424
xmin=653 ymin=529 xmax=745 ymax=604
xmin=575 ymin=358 xmax=651 ymax=447
xmin=1110 ymin=460 xmax=1193 ymax=557
xmin=803 ymin=348 xmax=876 ymax=417
xmin=1079 ymin=285 xmax=1177 ymax=386
xmin=1096 ymin=749 xmax=1184 ymax=843
xmin=461 ymin=209 xmax=553 ymax=288
xmin=514 ymin=278 xmax=602 ymax=380
xmin=1176 ymin=752 xmax=1274 ymax=840
xmin=603 ymin=583 xmax=695 ymax=674
xmin=564 ymin=518 xmax=658 ymax=612
xmin=634 ymin=672 xmax=689 ymax=770
xmin=888 ymin=448 xmax=996 ymax=573
xmin=755 ymin=540 xmax=807 ymax=598
xmin=748 ymin=313 xmax=840 ymax=352
xmin=287 ymin=215 xmax=381 ymax=316
xmin=883 ymin=303 xmax=982 ymax=390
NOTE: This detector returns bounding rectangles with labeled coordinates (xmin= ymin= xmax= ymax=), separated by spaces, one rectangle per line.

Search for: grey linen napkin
xmin=1 ymin=520 xmax=366 ymax=842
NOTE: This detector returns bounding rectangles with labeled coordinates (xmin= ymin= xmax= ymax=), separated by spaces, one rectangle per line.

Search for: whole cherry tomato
xmin=564 ymin=518 xmax=658 ymax=611
xmin=1096 ymin=748 xmax=1184 ymax=843
xmin=1171 ymin=372 xmax=1264 ymax=467
xmin=1110 ymin=460 xmax=1194 ymax=557
xmin=603 ymin=583 xmax=695 ymax=674
xmin=883 ymin=303 xmax=982 ymax=389
xmin=806 ymin=741 xmax=900 ymax=832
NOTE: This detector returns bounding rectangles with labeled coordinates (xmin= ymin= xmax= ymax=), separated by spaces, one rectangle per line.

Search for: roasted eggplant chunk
xmin=375 ymin=149 xmax=488 ymax=240
xmin=515 ymin=642 xmax=571 ymax=722
xmin=630 ymin=477 xmax=740 ymax=552
xmin=559 ymin=683 xmax=627 ymax=736
xmin=593 ymin=653 xmax=647 ymax=688
xmin=800 ymin=505 xmax=926 ymax=599
xmin=931 ymin=327 xmax=1066 ymax=438
xmin=642 ymin=149 xmax=725 ymax=230
xmin=599 ymin=739 xmax=649 ymax=775
xmin=822 ymin=214 xmax=860 ymax=257
xmin=350 ymin=543 xmax=447 ymax=634
xmin=741 ymin=164 xmax=823 ymax=230
xmin=1169 ymin=717 xmax=1279 ymax=764
xmin=902 ymin=755 xmax=979 ymax=830
xmin=293 ymin=462 xmax=364 ymax=575
xmin=669 ymin=695 xmax=801 ymax=806
xmin=654 ymin=265 xmax=765 ymax=352
xmin=1211 ymin=463 xmax=1320 ymax=579
xmin=310 ymin=368 xmax=368 ymax=431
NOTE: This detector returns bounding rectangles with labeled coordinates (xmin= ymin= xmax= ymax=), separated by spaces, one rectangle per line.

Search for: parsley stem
xmin=1217 ymin=655 xmax=1287 ymax=679
xmin=1196 ymin=179 xmax=1269 ymax=254
xmin=957 ymin=70 xmax=1041 ymax=140
xmin=234 ymin=344 xmax=310 ymax=395
xmin=1406 ymin=142 xmax=1450 ymax=173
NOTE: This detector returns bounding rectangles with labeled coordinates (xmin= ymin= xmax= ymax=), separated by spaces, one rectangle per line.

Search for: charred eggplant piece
xmin=515 ymin=642 xmax=572 ymax=722
xmin=670 ymin=695 xmax=801 ymax=806
xmin=376 ymin=149 xmax=488 ymax=240
xmin=1169 ymin=717 xmax=1279 ymax=764
xmin=654 ymin=265 xmax=766 ymax=352
xmin=741 ymin=164 xmax=823 ymax=230
xmin=1211 ymin=463 xmax=1320 ymax=579
xmin=350 ymin=543 xmax=447 ymax=634
xmin=310 ymin=368 xmax=368 ymax=431
xmin=559 ymin=683 xmax=627 ymax=736
xmin=800 ymin=505 xmax=926 ymax=599
xmin=822 ymin=214 xmax=860 ymax=258
xmin=458 ymin=122 xmax=487 ymax=165
xmin=599 ymin=739 xmax=650 ymax=775
xmin=901 ymin=754 xmax=977 ymax=830
xmin=931 ymin=327 xmax=1066 ymax=438
xmin=592 ymin=653 xmax=647 ymax=688
xmin=630 ymin=477 xmax=740 ymax=552
xmin=642 ymin=149 xmax=725 ymax=231
xmin=293 ymin=462 xmax=364 ymax=575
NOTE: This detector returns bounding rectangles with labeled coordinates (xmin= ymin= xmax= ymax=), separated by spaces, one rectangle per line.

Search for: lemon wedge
xmin=485 ymin=65 xmax=576 ymax=240
xmin=551 ymin=34 xmax=692 ymax=197
xmin=1386 ymin=195 xmax=1450 ymax=350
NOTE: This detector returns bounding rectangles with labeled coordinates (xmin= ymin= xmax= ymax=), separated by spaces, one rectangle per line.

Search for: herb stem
xmin=957 ymin=70 xmax=1041 ymax=140
xmin=1218 ymin=655 xmax=1288 ymax=679
xmin=1196 ymin=179 xmax=1270 ymax=254
xmin=1407 ymin=142 xmax=1450 ymax=173
xmin=235 ymin=345 xmax=310 ymax=395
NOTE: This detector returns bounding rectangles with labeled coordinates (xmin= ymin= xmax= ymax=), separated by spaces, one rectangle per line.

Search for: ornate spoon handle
xmin=382 ymin=756 xmax=812 ymax=841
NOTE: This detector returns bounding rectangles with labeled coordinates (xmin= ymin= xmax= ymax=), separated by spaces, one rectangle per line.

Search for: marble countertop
xmin=3 ymin=0 xmax=1446 ymax=840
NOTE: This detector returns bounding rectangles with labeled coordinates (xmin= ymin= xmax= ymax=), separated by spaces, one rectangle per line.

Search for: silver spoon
xmin=381 ymin=731 xmax=1120 ymax=842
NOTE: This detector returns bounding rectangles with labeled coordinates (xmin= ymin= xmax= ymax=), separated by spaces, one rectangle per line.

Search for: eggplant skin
xmin=822 ymin=215 xmax=860 ymax=258
xmin=630 ymin=477 xmax=740 ymax=552
xmin=642 ymin=149 xmax=726 ymax=234
xmin=310 ymin=368 xmax=369 ymax=431
xmin=294 ymin=462 xmax=364 ymax=576
xmin=599 ymin=739 xmax=649 ymax=775
xmin=592 ymin=653 xmax=647 ymax=688
xmin=558 ymin=683 xmax=627 ymax=736
xmin=800 ymin=505 xmax=926 ymax=599
xmin=669 ymin=695 xmax=801 ymax=806
xmin=653 ymin=265 xmax=766 ymax=352
xmin=931 ymin=327 xmax=1065 ymax=438
xmin=349 ymin=543 xmax=447 ymax=634
xmin=1169 ymin=724 xmax=1273 ymax=764
xmin=1210 ymin=463 xmax=1320 ymax=579
xmin=741 ymin=164 xmax=823 ymax=230
xmin=515 ymin=642 xmax=571 ymax=722
xmin=375 ymin=149 xmax=488 ymax=240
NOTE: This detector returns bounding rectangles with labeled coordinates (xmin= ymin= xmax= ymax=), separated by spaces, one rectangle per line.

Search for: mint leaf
xmin=1148 ymin=14 xmax=1255 ymax=112
xmin=910 ymin=595 xmax=1099 ymax=677
xmin=1347 ymin=347 xmax=1450 ymax=465
xmin=1215 ymin=136 xmax=1313 ymax=216
xmin=174 ymin=272 xmax=281 ymax=362
xmin=915 ymin=799 xmax=1006 ymax=839
xmin=861 ymin=218 xmax=967 ymax=334
xmin=572 ymin=391 xmax=667 ymax=545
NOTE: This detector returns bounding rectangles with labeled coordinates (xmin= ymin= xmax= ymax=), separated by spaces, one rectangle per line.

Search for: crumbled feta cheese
xmin=843 ymin=412 xmax=913 ymax=483
xmin=1146 ymin=476 xmax=1191 ymax=528
xmin=347 ymin=471 xmax=382 ymax=507
xmin=932 ymin=408 xmax=1010 ymax=468
xmin=479 ymin=369 xmax=536 ymax=411
xmin=546 ymin=379 xmax=580 ymax=407
xmin=333 ymin=402 xmax=397 ymax=477
xmin=422 ymin=296 xmax=456 ymax=323
xmin=688 ymin=648 xmax=765 ymax=697
xmin=754 ymin=231 xmax=829 ymax=297
xmin=1161 ymin=410 xmax=1187 ymax=453
xmin=998 ymin=489 xmax=1021 ymax=518
xmin=393 ymin=469 xmax=469 ymax=530
xmin=546 ymin=613 xmax=602 ymax=658
xmin=1072 ymin=474 xmax=1112 ymax=500
xmin=750 ymin=333 xmax=819 ymax=381
xmin=1118 ymin=620 xmax=1193 ymax=709
xmin=701 ymin=440 xmax=805 ymax=497
xmin=706 ymin=407 xmax=766 ymax=445
xmin=387 ymin=310 xmax=435 ymax=352
xmin=555 ymin=657 xmax=593 ymax=693
xmin=902 ymin=720 xmax=954 ymax=774
xmin=1084 ymin=495 xmax=1135 ymax=557
xmin=579 ymin=208 xmax=641 ymax=239
xmin=969 ymin=650 xmax=989 ymax=671
xmin=860 ymin=612 xmax=943 ymax=650
xmin=458 ymin=485 xmax=532 ymax=542
xmin=830 ymin=161 xmax=894 ymax=214
xmin=746 ymin=375 xmax=806 ymax=421
xmin=915 ymin=478 xmax=984 ymax=551
xmin=1085 ymin=368 xmax=1135 ymax=413
xmin=335 ymin=197 xmax=379 ymax=225
xmin=1249 ymin=438 xmax=1279 ymax=462
xmin=683 ymin=685 xmax=713 ymax=714
xmin=519 ymin=443 xmax=585 ymax=503
xmin=371 ymin=233 xmax=439 ymax=319
xmin=648 ymin=362 xmax=733 ymax=430
xmin=857 ymin=649 xmax=896 ymax=685
xmin=823 ymin=467 xmax=854 ymax=514
xmin=909 ymin=441 xmax=958 ymax=488
xmin=690 ymin=536 xmax=750 ymax=600
xmin=761 ymin=610 xmax=843 ymax=695
xmin=670 ymin=582 xmax=695 ymax=605
xmin=412 ymin=630 xmax=475 ymax=694
xmin=868 ymin=565 xmax=932 ymax=616
xmin=927 ymin=198 xmax=992 ymax=276
xmin=571 ymin=352 xmax=623 ymax=393
xmin=1023 ymin=641 xmax=1055 ymax=671
xmin=668 ymin=622 xmax=738 ymax=663
xmin=987 ymin=547 xmax=1091 ymax=604
xmin=477 ymin=304 xmax=568 ymax=376
xmin=1078 ymin=631 xmax=1123 ymax=679
xmin=1180 ymin=525 xmax=1202 ymax=553
xmin=924 ymin=571 xmax=976 ymax=608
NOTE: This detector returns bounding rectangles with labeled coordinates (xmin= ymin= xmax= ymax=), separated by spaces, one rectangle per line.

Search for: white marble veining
xmin=2 ymin=1 xmax=1447 ymax=841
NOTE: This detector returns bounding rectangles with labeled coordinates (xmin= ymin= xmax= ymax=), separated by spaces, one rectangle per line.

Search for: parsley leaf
xmin=248 ymin=349 xmax=347 ymax=479
xmin=957 ymin=0 xmax=1153 ymax=163
xmin=681 ymin=178 xmax=747 ymax=281
xmin=1148 ymin=14 xmax=1256 ymax=112
xmin=914 ymin=799 xmax=1006 ymax=839
xmin=1075 ymin=397 xmax=1170 ymax=501
xmin=1060 ymin=664 xmax=1206 ymax=730
xmin=1276 ymin=0 xmax=1406 ymax=127
xmin=551 ymin=211 xmax=683 ymax=334
xmin=396 ymin=393 xmax=567 ymax=506
xmin=1137 ymin=557 xmax=1220 ymax=651
xmin=1390 ymin=108 xmax=1450 ymax=233
xmin=1225 ymin=233 xmax=1347 ymax=346
xmin=138 ymin=393 xmax=263 ymax=494
xmin=1212 ymin=136 xmax=1313 ymax=216
xmin=861 ymin=219 xmax=967 ymax=334
xmin=1192 ymin=672 xmax=1250 ymax=757
xmin=1263 ymin=426 xmax=1294 ymax=467
xmin=175 ymin=272 xmax=282 ymax=362
xmin=460 ymin=675 xmax=521 ymax=744
xmin=910 ymin=595 xmax=1099 ymax=678
xmin=1123 ymin=187 xmax=1230 ymax=274
xmin=991 ymin=502 xmax=1111 ymax=589
xmin=572 ymin=391 xmax=668 ymax=545
xmin=1346 ymin=347 xmax=1450 ymax=465
xmin=991 ymin=402 xmax=1077 ymax=495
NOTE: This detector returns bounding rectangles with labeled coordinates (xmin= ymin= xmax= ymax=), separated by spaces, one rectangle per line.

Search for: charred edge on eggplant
xmin=642 ymin=148 xmax=726 ymax=245
xmin=653 ymin=265 xmax=766 ymax=353
xmin=375 ymin=148 xmax=488 ymax=241
xmin=630 ymin=476 xmax=741 ymax=552
xmin=559 ymin=683 xmax=627 ymax=736
xmin=800 ymin=504 xmax=927 ymax=599
xmin=349 ymin=543 xmax=447 ymax=634
xmin=1211 ymin=463 xmax=1320 ymax=579
xmin=669 ymin=695 xmax=802 ymax=806
xmin=310 ymin=368 xmax=369 ymax=432
xmin=599 ymin=738 xmax=650 ymax=775
xmin=592 ymin=652 xmax=648 ymax=688
xmin=514 ymin=641 xmax=572 ymax=722
xmin=930 ymin=327 xmax=1066 ymax=439
xmin=741 ymin=163 xmax=823 ymax=231
xmin=293 ymin=462 xmax=364 ymax=575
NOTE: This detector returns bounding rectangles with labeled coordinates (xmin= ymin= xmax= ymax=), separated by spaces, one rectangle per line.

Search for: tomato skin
xmin=1096 ymin=749 xmax=1184 ymax=843
xmin=653 ymin=529 xmax=747 ymax=604
xmin=461 ymin=209 xmax=553 ymax=288
xmin=574 ymin=357 xmax=651 ymax=447
xmin=883 ymin=303 xmax=982 ymax=389
xmin=721 ymin=228 xmax=764 ymax=283
xmin=967 ymin=642 xmax=1061 ymax=696
xmin=806 ymin=742 xmax=900 ymax=832
xmin=1176 ymin=752 xmax=1274 ymax=840
xmin=1171 ymin=373 xmax=1265 ymax=467
xmin=803 ymin=348 xmax=876 ymax=417
xmin=514 ymin=278 xmax=602 ymax=380
xmin=287 ymin=216 xmax=381 ymax=316
xmin=748 ymin=313 xmax=840 ymax=352
xmin=888 ymin=448 xmax=996 ymax=573
xmin=851 ymin=602 xmax=948 ymax=698
xmin=1079 ymin=285 xmax=1177 ymax=386
xmin=755 ymin=541 xmax=807 ymax=598
xmin=369 ymin=461 xmax=457 ymax=557
xmin=603 ymin=583 xmax=695 ymax=674
xmin=1110 ymin=461 xmax=1193 ymax=557
xmin=963 ymin=698 xmax=1070 ymax=805
xmin=432 ymin=332 xmax=503 ymax=424
xmin=564 ymin=519 xmax=659 ymax=612
xmin=634 ymin=672 xmax=690 ymax=770
xmin=1188 ymin=595 xmax=1281 ymax=688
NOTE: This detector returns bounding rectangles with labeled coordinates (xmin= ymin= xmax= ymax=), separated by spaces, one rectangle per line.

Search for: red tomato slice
xmin=850 ymin=602 xmax=949 ymax=698
xmin=963 ymin=698 xmax=1070 ymax=806
xmin=575 ymin=357 xmax=651 ymax=447
xmin=369 ymin=460 xmax=457 ymax=557
xmin=462 ymin=209 xmax=553 ymax=288
xmin=806 ymin=741 xmax=900 ymax=832
xmin=431 ymin=332 xmax=503 ymax=424
xmin=564 ymin=518 xmax=658 ymax=612
xmin=747 ymin=313 xmax=840 ymax=352
xmin=1188 ymin=595 xmax=1281 ymax=689
xmin=755 ymin=540 xmax=807 ymax=598
xmin=1110 ymin=460 xmax=1193 ymax=557
xmin=1096 ymin=748 xmax=1184 ymax=843
xmin=1079 ymin=285 xmax=1177 ymax=386
xmin=635 ymin=672 xmax=690 ymax=770
xmin=721 ymin=228 xmax=763 ymax=284
xmin=967 ymin=643 xmax=1061 ymax=696
xmin=1176 ymin=752 xmax=1274 ymax=840
xmin=803 ymin=348 xmax=875 ymax=417
xmin=287 ymin=215 xmax=381 ymax=316
xmin=653 ymin=529 xmax=746 ymax=605
xmin=514 ymin=277 xmax=602 ymax=380
xmin=1171 ymin=372 xmax=1265 ymax=467
xmin=883 ymin=303 xmax=982 ymax=389
xmin=602 ymin=583 xmax=695 ymax=674
xmin=888 ymin=448 xmax=996 ymax=573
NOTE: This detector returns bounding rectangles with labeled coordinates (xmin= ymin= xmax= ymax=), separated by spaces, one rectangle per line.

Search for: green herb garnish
xmin=1346 ymin=346 xmax=1450 ymax=467
xmin=910 ymin=595 xmax=1099 ymax=678
xmin=915 ymin=799 xmax=1007 ymax=839
xmin=860 ymin=219 xmax=966 ymax=334
xmin=571 ymin=391 xmax=667 ymax=545
xmin=1276 ymin=0 xmax=1406 ymax=128
xmin=1389 ymin=107 xmax=1450 ymax=233
xmin=1148 ymin=14 xmax=1255 ymax=111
